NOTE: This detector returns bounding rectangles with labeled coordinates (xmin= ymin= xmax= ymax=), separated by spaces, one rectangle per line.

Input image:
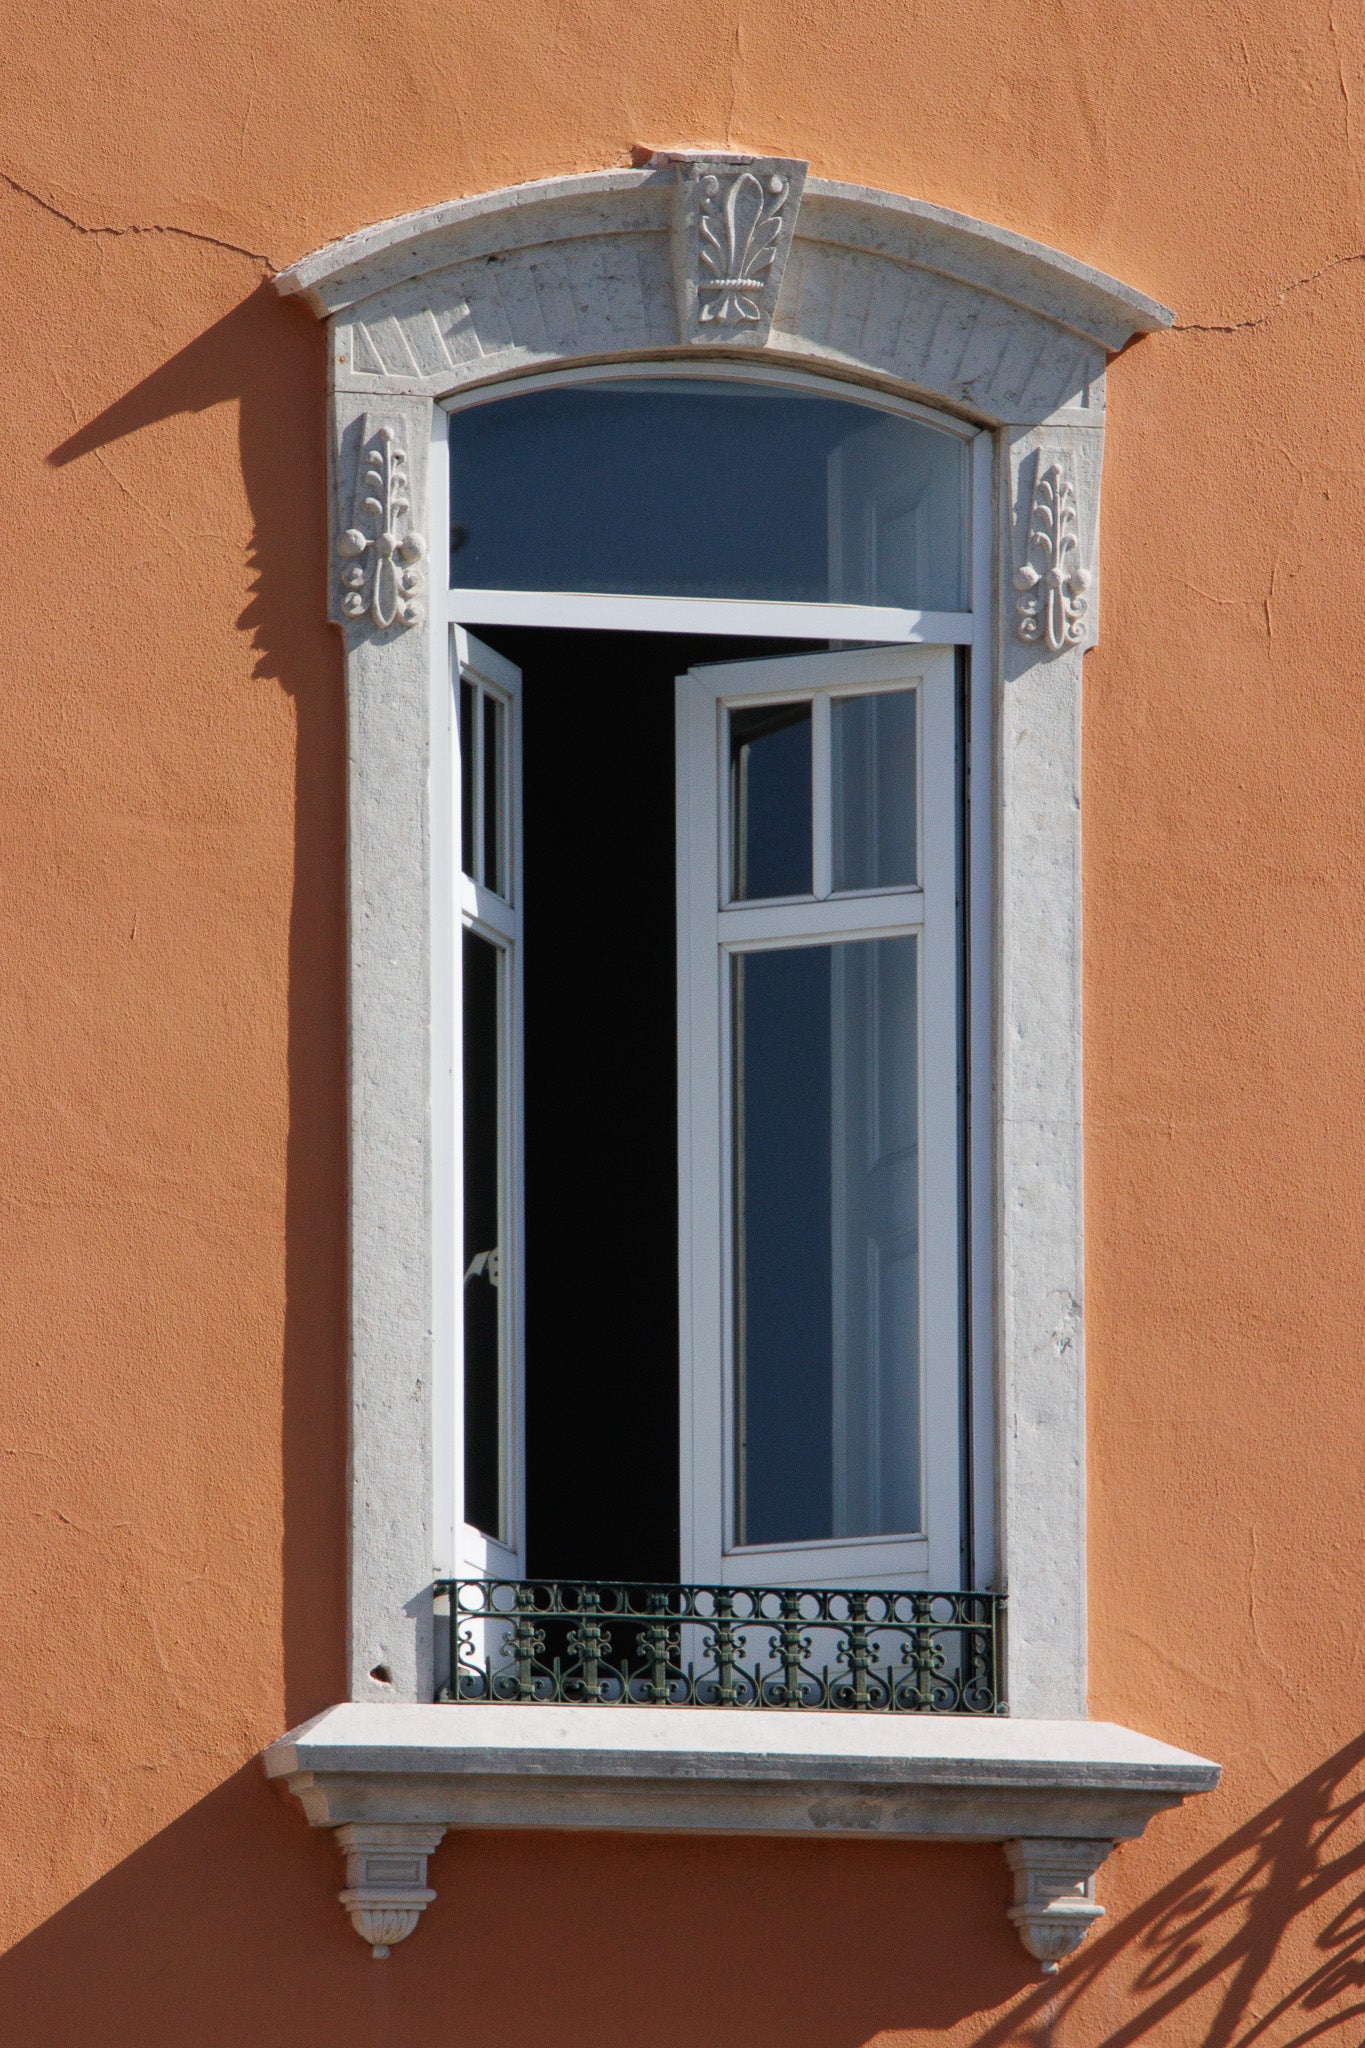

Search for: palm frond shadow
xmin=978 ymin=1732 xmax=1365 ymax=2048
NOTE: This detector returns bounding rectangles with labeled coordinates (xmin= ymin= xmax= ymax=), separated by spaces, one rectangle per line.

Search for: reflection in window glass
xmin=459 ymin=680 xmax=476 ymax=878
xmin=826 ymin=415 xmax=966 ymax=612
xmin=459 ymin=678 xmax=509 ymax=900
xmin=831 ymin=689 xmax=917 ymax=893
xmin=733 ymin=937 xmax=920 ymax=1547
xmin=729 ymin=703 xmax=811 ymax=901
xmin=450 ymin=380 xmax=968 ymax=609
xmin=482 ymin=692 xmax=503 ymax=895
xmin=463 ymin=928 xmax=504 ymax=1541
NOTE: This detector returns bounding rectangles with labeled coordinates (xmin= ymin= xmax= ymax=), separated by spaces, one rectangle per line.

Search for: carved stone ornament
xmin=1005 ymin=1837 xmax=1111 ymax=1972
xmin=335 ymin=1822 xmax=446 ymax=1956
xmin=1013 ymin=450 xmax=1091 ymax=653
xmin=667 ymin=152 xmax=807 ymax=347
xmin=337 ymin=419 xmax=427 ymax=631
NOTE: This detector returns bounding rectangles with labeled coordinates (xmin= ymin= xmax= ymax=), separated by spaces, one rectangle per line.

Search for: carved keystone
xmin=335 ymin=1822 xmax=446 ymax=1957
xmin=661 ymin=151 xmax=807 ymax=347
xmin=1004 ymin=1837 xmax=1111 ymax=1972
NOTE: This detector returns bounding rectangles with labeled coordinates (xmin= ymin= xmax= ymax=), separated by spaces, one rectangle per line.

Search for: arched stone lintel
xmin=273 ymin=163 xmax=1171 ymax=432
xmin=276 ymin=164 xmax=1169 ymax=351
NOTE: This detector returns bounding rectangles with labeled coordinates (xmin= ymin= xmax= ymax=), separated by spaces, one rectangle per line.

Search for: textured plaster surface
xmin=3 ymin=2 xmax=1365 ymax=2045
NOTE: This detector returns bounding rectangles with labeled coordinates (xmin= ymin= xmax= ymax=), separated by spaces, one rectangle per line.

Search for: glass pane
xmin=450 ymin=380 xmax=968 ymax=608
xmin=729 ymin=702 xmax=811 ymax=901
xmin=482 ymin=692 xmax=503 ymax=896
xmin=831 ymin=689 xmax=917 ymax=892
xmin=463 ymin=927 xmax=504 ymax=1540
xmin=459 ymin=678 xmax=476 ymax=879
xmin=733 ymin=937 xmax=920 ymax=1547
xmin=827 ymin=414 xmax=967 ymax=611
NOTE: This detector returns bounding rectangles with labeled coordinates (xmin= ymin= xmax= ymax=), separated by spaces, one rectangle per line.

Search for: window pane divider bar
xmin=446 ymin=587 xmax=975 ymax=644
xmin=460 ymin=874 xmax=516 ymax=941
xmin=811 ymin=694 xmax=832 ymax=901
xmin=717 ymin=891 xmax=924 ymax=946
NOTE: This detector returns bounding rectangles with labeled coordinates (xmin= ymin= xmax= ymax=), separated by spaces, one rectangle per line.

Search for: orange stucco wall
xmin=3 ymin=4 xmax=1364 ymax=2043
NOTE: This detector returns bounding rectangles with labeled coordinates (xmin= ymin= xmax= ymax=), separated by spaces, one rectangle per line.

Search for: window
xmin=453 ymin=637 xmax=522 ymax=1578
xmin=439 ymin=367 xmax=983 ymax=1599
xmin=269 ymin=168 xmax=1215 ymax=1962
xmin=446 ymin=376 xmax=968 ymax=609
xmin=677 ymin=645 xmax=961 ymax=1589
xmin=271 ymin=151 xmax=1169 ymax=1719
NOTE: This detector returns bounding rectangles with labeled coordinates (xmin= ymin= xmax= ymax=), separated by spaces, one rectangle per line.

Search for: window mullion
xmin=717 ymin=890 xmax=924 ymax=946
xmin=812 ymin=692 xmax=832 ymax=900
xmin=464 ymin=876 xmax=516 ymax=941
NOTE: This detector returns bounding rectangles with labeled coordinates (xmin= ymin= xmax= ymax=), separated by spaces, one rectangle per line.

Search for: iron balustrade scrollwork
xmin=434 ymin=1580 xmax=1004 ymax=1713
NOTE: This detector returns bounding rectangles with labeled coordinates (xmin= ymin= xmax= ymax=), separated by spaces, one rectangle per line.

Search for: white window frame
xmin=436 ymin=629 xmax=525 ymax=1584
xmin=431 ymin=369 xmax=994 ymax=1608
xmin=676 ymin=644 xmax=962 ymax=1590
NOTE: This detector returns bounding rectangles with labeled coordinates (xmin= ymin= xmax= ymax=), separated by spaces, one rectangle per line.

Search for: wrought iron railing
xmin=434 ymin=1580 xmax=1004 ymax=1713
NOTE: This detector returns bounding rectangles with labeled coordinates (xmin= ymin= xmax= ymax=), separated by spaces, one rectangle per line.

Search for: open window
xmin=269 ymin=172 xmax=1220 ymax=1969
xmin=677 ymin=644 xmax=961 ymax=1590
xmin=452 ymin=632 xmax=523 ymax=1582
xmin=437 ymin=366 xmax=986 ymax=1610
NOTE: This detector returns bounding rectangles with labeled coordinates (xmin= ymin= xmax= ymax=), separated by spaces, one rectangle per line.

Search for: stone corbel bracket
xmin=265 ymin=1705 xmax=1219 ymax=1966
xmin=1006 ymin=1836 xmax=1110 ymax=1970
xmin=336 ymin=1822 xmax=445 ymax=1956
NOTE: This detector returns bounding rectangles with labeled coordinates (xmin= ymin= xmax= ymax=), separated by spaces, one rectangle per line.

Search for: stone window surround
xmin=263 ymin=154 xmax=1219 ymax=1966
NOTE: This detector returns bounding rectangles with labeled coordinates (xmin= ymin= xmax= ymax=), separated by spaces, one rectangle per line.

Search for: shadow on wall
xmin=2 ymin=1741 xmax=1365 ymax=2047
xmin=48 ymin=280 xmax=348 ymax=1728
xmin=974 ymin=1730 xmax=1365 ymax=2048
xmin=0 ymin=1769 xmax=1024 ymax=2045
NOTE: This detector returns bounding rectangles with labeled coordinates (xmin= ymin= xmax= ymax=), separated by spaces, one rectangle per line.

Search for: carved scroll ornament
xmin=1014 ymin=451 xmax=1091 ymax=653
xmin=337 ymin=420 xmax=427 ymax=632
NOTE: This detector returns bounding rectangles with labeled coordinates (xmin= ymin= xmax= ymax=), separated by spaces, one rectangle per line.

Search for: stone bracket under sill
xmin=263 ymin=1703 xmax=1219 ymax=1970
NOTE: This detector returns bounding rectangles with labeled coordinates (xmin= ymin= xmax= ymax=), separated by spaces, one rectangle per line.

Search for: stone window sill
xmin=263 ymin=1703 xmax=1218 ymax=1968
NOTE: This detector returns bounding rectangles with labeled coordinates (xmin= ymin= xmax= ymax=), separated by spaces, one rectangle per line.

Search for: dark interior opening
xmin=476 ymin=626 xmax=822 ymax=1585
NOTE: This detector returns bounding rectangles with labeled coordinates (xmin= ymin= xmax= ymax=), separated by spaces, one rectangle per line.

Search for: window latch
xmin=463 ymin=1249 xmax=501 ymax=1287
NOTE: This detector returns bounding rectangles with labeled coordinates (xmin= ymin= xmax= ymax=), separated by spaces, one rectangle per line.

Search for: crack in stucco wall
xmin=0 ymin=169 xmax=274 ymax=269
xmin=1176 ymin=245 xmax=1365 ymax=331
xmin=8 ymin=157 xmax=1361 ymax=342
